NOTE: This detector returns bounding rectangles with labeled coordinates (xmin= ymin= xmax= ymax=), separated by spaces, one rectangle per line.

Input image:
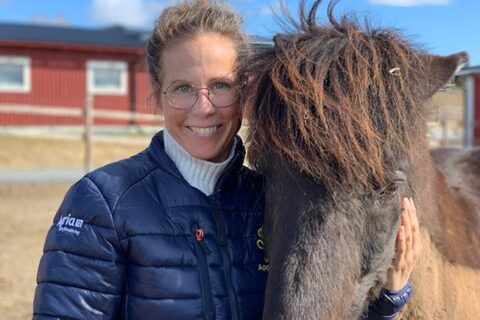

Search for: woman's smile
xmin=188 ymin=125 xmax=222 ymax=136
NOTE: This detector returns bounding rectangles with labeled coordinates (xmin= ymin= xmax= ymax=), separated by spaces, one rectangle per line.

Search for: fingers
xmin=408 ymin=197 xmax=423 ymax=258
xmin=386 ymin=197 xmax=422 ymax=291
xmin=394 ymin=225 xmax=406 ymax=270
xmin=401 ymin=197 xmax=412 ymax=252
xmin=406 ymin=197 xmax=415 ymax=251
xmin=407 ymin=197 xmax=420 ymax=251
xmin=400 ymin=197 xmax=422 ymax=266
xmin=395 ymin=200 xmax=410 ymax=269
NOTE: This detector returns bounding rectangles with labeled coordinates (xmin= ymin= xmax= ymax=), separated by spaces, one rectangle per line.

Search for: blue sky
xmin=0 ymin=0 xmax=478 ymax=66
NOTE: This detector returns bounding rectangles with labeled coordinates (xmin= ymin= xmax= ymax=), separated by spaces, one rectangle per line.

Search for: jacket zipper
xmin=193 ymin=225 xmax=215 ymax=320
xmin=212 ymin=204 xmax=241 ymax=320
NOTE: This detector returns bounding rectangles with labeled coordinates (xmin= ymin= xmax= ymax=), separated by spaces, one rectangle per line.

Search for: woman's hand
xmin=385 ymin=197 xmax=422 ymax=291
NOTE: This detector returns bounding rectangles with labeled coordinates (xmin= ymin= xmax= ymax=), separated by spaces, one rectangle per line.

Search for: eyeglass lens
xmin=165 ymin=82 xmax=238 ymax=109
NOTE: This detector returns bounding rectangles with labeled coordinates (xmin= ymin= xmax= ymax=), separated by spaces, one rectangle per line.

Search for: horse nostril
xmin=393 ymin=170 xmax=407 ymax=184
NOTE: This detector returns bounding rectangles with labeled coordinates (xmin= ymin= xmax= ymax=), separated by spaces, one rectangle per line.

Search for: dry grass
xmin=0 ymin=136 xmax=147 ymax=169
xmin=0 ymin=183 xmax=71 ymax=319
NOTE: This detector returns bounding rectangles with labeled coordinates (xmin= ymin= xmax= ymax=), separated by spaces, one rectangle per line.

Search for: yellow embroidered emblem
xmin=256 ymin=227 xmax=269 ymax=272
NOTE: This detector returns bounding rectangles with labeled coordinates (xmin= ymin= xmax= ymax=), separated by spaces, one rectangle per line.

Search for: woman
xmin=33 ymin=1 xmax=420 ymax=319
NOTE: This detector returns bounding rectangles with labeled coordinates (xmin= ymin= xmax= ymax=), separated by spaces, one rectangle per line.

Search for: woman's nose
xmin=194 ymin=89 xmax=215 ymax=113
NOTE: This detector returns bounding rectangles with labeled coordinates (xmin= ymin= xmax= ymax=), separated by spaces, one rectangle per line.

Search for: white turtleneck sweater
xmin=163 ymin=129 xmax=237 ymax=196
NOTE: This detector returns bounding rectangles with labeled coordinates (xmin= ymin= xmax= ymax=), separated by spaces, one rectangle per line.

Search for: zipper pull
xmin=196 ymin=228 xmax=210 ymax=255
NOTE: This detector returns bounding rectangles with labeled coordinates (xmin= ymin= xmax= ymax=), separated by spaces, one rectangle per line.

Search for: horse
xmin=240 ymin=0 xmax=480 ymax=319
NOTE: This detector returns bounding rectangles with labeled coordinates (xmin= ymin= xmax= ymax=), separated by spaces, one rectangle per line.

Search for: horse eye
xmin=385 ymin=182 xmax=399 ymax=195
xmin=378 ymin=181 xmax=400 ymax=201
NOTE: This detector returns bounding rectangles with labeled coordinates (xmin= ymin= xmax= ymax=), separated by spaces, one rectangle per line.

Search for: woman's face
xmin=159 ymin=33 xmax=241 ymax=163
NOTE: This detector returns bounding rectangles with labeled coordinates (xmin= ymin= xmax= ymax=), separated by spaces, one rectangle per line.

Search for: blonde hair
xmin=147 ymin=0 xmax=249 ymax=105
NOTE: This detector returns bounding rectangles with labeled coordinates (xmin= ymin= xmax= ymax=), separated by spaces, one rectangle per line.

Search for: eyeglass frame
xmin=161 ymin=81 xmax=241 ymax=110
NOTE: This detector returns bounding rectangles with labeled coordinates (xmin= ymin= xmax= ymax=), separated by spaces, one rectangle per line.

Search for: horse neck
xmin=415 ymin=152 xmax=480 ymax=269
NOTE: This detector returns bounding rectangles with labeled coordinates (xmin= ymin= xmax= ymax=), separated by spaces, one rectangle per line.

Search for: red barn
xmin=0 ymin=22 xmax=272 ymax=127
xmin=0 ymin=23 xmax=157 ymax=126
xmin=457 ymin=65 xmax=480 ymax=146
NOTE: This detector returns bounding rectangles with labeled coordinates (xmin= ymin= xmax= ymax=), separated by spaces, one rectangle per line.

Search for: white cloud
xmin=369 ymin=0 xmax=451 ymax=6
xmin=90 ymin=0 xmax=172 ymax=28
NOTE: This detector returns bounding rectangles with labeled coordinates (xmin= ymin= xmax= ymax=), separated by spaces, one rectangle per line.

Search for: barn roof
xmin=457 ymin=65 xmax=480 ymax=76
xmin=0 ymin=22 xmax=273 ymax=51
xmin=0 ymin=23 xmax=147 ymax=48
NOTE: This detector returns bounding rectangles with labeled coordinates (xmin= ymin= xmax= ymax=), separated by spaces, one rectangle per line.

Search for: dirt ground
xmin=0 ymin=136 xmax=147 ymax=319
xmin=0 ymin=183 xmax=70 ymax=319
xmin=0 ymin=135 xmax=147 ymax=169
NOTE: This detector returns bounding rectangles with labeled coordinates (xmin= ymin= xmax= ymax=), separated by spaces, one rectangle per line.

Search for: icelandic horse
xmin=241 ymin=0 xmax=480 ymax=319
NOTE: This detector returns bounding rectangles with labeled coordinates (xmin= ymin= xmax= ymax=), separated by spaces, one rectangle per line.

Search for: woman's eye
xmin=175 ymin=85 xmax=193 ymax=94
xmin=211 ymin=82 xmax=232 ymax=91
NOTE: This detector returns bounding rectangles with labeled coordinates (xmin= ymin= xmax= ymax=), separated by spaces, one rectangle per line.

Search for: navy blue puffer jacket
xmin=33 ymin=131 xmax=268 ymax=319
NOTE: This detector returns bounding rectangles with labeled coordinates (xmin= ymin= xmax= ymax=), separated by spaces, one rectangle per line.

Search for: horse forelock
xmin=242 ymin=0 xmax=429 ymax=194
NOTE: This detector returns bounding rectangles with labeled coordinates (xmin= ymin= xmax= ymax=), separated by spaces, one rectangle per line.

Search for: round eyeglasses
xmin=162 ymin=81 xmax=239 ymax=110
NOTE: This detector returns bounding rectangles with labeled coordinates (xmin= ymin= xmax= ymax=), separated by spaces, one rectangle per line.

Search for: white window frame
xmin=0 ymin=56 xmax=31 ymax=93
xmin=86 ymin=60 xmax=127 ymax=95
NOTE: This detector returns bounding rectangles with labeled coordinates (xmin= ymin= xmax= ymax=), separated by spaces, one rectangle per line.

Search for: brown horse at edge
xmin=240 ymin=1 xmax=480 ymax=319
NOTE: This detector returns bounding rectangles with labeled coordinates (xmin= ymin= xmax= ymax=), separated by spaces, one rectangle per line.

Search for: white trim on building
xmin=0 ymin=55 xmax=31 ymax=93
xmin=86 ymin=60 xmax=128 ymax=95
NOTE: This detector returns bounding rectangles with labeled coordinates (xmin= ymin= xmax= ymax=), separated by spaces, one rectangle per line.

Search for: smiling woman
xmin=32 ymin=1 xmax=268 ymax=319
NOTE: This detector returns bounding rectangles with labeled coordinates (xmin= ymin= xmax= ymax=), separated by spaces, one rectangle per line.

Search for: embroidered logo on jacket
xmin=256 ymin=227 xmax=270 ymax=272
xmin=56 ymin=214 xmax=84 ymax=236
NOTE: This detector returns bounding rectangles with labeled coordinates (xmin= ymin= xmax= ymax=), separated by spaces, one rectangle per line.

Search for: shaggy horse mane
xmin=241 ymin=0 xmax=430 ymax=194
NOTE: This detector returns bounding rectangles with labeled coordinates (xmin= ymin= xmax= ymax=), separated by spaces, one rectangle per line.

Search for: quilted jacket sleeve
xmin=33 ymin=177 xmax=126 ymax=319
xmin=364 ymin=282 xmax=413 ymax=320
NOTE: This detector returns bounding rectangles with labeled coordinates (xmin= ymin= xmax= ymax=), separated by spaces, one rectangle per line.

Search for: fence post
xmin=464 ymin=76 xmax=475 ymax=147
xmin=440 ymin=108 xmax=448 ymax=147
xmin=84 ymin=95 xmax=93 ymax=172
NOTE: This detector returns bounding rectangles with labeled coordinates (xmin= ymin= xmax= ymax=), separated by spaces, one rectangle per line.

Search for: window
xmin=0 ymin=56 xmax=31 ymax=93
xmin=86 ymin=60 xmax=127 ymax=95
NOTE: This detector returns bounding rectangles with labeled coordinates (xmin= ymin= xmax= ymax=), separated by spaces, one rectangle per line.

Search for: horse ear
xmin=419 ymin=51 xmax=468 ymax=99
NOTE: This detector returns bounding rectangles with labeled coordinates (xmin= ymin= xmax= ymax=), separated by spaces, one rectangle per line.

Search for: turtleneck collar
xmin=163 ymin=128 xmax=237 ymax=195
